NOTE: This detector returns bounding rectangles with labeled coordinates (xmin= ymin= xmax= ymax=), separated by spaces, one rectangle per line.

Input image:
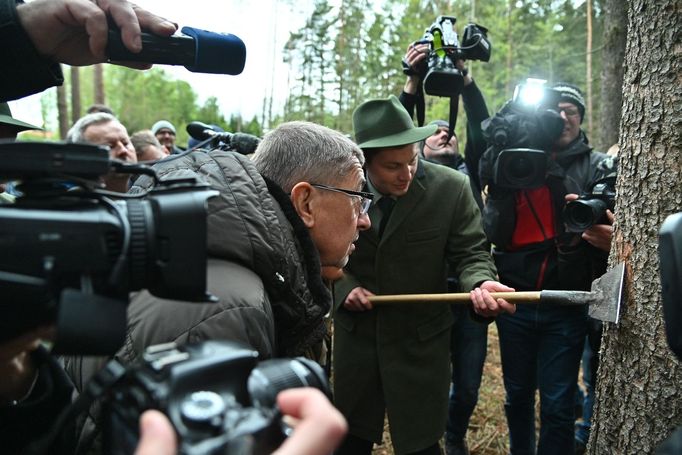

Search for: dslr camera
xmin=0 ymin=141 xmax=216 ymax=354
xmin=103 ymin=340 xmax=329 ymax=455
xmin=404 ymin=15 xmax=491 ymax=98
xmin=564 ymin=173 xmax=616 ymax=233
xmin=482 ymin=78 xmax=565 ymax=189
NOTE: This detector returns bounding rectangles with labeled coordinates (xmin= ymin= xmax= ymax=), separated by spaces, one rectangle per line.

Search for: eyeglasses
xmin=559 ymin=107 xmax=580 ymax=117
xmin=310 ymin=183 xmax=374 ymax=215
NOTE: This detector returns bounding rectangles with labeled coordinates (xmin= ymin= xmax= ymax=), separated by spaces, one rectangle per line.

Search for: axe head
xmin=588 ymin=262 xmax=625 ymax=324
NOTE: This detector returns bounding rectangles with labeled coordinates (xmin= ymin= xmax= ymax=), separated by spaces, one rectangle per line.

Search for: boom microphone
xmin=107 ymin=26 xmax=246 ymax=75
xmin=186 ymin=122 xmax=260 ymax=155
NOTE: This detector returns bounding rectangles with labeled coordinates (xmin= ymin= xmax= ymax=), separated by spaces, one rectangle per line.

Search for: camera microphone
xmin=107 ymin=26 xmax=246 ymax=75
xmin=187 ymin=121 xmax=221 ymax=141
xmin=186 ymin=122 xmax=260 ymax=155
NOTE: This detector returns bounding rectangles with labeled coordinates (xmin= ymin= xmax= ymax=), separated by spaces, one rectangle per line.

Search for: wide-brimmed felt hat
xmin=353 ymin=95 xmax=437 ymax=149
xmin=0 ymin=103 xmax=42 ymax=132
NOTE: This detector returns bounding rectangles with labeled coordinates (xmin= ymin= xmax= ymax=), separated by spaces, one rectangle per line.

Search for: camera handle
xmin=411 ymin=79 xmax=459 ymax=143
xmin=26 ymin=358 xmax=127 ymax=455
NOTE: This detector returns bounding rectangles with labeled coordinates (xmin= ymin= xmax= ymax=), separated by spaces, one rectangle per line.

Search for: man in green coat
xmin=333 ymin=96 xmax=516 ymax=455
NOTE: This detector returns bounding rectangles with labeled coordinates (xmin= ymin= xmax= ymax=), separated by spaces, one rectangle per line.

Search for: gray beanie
xmin=552 ymin=83 xmax=586 ymax=121
xmin=151 ymin=120 xmax=176 ymax=135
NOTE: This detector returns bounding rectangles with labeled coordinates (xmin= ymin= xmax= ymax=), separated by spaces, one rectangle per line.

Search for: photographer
xmin=479 ymin=83 xmax=612 ymax=455
xmin=401 ymin=41 xmax=490 ymax=455
xmin=2 ymin=2 xmax=352 ymax=454
xmin=1 ymin=1 xmax=175 ymax=452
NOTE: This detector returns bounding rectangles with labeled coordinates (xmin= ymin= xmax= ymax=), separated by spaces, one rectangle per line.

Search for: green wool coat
xmin=332 ymin=159 xmax=497 ymax=454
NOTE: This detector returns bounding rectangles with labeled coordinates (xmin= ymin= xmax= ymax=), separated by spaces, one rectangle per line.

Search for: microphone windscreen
xmin=187 ymin=121 xmax=214 ymax=140
xmin=231 ymin=133 xmax=261 ymax=155
xmin=181 ymin=26 xmax=246 ymax=75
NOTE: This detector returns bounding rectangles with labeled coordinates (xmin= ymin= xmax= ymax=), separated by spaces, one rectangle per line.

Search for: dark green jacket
xmin=333 ymin=159 xmax=496 ymax=454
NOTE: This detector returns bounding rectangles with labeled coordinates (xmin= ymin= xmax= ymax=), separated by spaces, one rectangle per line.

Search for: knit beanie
xmin=551 ymin=83 xmax=585 ymax=122
xmin=151 ymin=120 xmax=176 ymax=135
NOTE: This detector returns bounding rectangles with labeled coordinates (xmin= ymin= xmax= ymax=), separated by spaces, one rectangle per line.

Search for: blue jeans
xmin=445 ymin=306 xmax=488 ymax=443
xmin=496 ymin=304 xmax=587 ymax=455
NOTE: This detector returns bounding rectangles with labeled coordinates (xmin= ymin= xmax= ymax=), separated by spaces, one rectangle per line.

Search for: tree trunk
xmin=56 ymin=72 xmax=69 ymax=140
xmin=70 ymin=66 xmax=81 ymax=124
xmin=599 ymin=0 xmax=627 ymax=151
xmin=505 ymin=0 xmax=514 ymax=98
xmin=589 ymin=1 xmax=682 ymax=454
xmin=93 ymin=64 xmax=105 ymax=105
xmin=585 ymin=0 xmax=593 ymax=138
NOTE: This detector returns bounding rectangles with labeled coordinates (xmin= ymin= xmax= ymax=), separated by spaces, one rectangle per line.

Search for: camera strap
xmin=415 ymin=81 xmax=459 ymax=143
xmin=415 ymin=81 xmax=426 ymax=126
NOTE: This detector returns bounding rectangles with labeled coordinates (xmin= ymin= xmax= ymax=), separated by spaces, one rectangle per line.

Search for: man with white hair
xmin=66 ymin=112 xmax=137 ymax=193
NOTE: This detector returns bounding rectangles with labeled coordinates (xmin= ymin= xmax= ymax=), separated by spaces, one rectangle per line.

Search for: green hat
xmin=353 ymin=95 xmax=437 ymax=149
xmin=0 ymin=103 xmax=42 ymax=132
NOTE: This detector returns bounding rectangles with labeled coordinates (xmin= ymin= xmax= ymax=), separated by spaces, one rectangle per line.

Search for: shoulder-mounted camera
xmin=0 ymin=141 xmax=217 ymax=354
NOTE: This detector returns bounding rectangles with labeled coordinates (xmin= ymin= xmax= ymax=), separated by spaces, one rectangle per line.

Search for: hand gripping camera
xmin=103 ymin=340 xmax=329 ymax=455
xmin=564 ymin=166 xmax=617 ymax=233
xmin=404 ymin=15 xmax=491 ymax=98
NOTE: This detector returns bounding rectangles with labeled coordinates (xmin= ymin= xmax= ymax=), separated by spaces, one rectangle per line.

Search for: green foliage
xmin=58 ymin=66 xmax=263 ymax=146
xmin=280 ymin=0 xmax=607 ymax=149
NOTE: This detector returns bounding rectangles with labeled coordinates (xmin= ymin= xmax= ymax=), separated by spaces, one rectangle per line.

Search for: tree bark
xmin=93 ymin=64 xmax=105 ymax=105
xmin=589 ymin=1 xmax=682 ymax=454
xmin=585 ymin=0 xmax=593 ymax=138
xmin=56 ymin=70 xmax=69 ymax=140
xmin=599 ymin=0 xmax=627 ymax=151
xmin=70 ymin=66 xmax=81 ymax=124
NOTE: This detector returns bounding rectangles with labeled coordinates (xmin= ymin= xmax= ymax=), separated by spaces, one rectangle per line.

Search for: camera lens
xmin=507 ymin=156 xmax=534 ymax=181
xmin=564 ymin=199 xmax=607 ymax=232
xmin=247 ymin=357 xmax=329 ymax=409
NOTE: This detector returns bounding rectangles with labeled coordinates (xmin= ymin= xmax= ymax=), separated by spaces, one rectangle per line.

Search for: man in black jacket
xmin=479 ymin=83 xmax=610 ymax=455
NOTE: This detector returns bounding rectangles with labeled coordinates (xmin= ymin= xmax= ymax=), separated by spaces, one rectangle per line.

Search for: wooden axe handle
xmin=368 ymin=291 xmax=542 ymax=304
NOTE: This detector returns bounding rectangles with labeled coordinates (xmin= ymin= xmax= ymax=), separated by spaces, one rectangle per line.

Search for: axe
xmin=368 ymin=262 xmax=625 ymax=323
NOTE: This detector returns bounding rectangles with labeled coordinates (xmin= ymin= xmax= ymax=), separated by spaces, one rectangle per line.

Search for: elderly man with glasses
xmin=64 ymin=120 xmax=370 ymax=452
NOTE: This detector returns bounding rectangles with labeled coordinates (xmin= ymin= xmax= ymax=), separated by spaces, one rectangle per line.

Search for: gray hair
xmin=252 ymin=121 xmax=364 ymax=193
xmin=66 ymin=112 xmax=118 ymax=143
xmin=130 ymin=129 xmax=163 ymax=151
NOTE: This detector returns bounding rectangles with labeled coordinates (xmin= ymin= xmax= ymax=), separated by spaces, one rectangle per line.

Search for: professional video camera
xmin=482 ymin=78 xmax=565 ymax=189
xmin=564 ymin=173 xmax=617 ymax=233
xmin=103 ymin=340 xmax=329 ymax=455
xmin=0 ymin=141 xmax=217 ymax=354
xmin=404 ymin=15 xmax=491 ymax=98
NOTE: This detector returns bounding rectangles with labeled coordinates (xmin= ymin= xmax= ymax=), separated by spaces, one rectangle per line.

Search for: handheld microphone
xmin=107 ymin=26 xmax=246 ymax=75
xmin=186 ymin=122 xmax=260 ymax=155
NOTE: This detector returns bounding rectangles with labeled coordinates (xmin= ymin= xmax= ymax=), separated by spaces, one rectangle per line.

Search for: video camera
xmin=482 ymin=78 xmax=565 ymax=189
xmin=103 ymin=340 xmax=329 ymax=455
xmin=0 ymin=141 xmax=217 ymax=354
xmin=404 ymin=15 xmax=491 ymax=98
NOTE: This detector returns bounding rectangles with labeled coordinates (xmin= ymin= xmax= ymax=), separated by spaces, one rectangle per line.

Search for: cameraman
xmin=401 ymin=41 xmax=490 ymax=455
xmin=2 ymin=2 xmax=351 ymax=454
xmin=479 ymin=83 xmax=611 ymax=455
xmin=1 ymin=0 xmax=175 ymax=452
